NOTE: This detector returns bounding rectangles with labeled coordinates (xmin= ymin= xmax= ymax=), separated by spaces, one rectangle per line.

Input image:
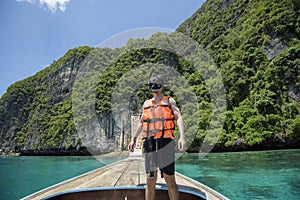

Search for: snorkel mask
xmin=148 ymin=83 xmax=162 ymax=93
xmin=148 ymin=70 xmax=163 ymax=93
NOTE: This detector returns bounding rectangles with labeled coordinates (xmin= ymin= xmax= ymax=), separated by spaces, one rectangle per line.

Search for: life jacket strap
xmin=143 ymin=118 xmax=174 ymax=123
xmin=143 ymin=128 xmax=175 ymax=134
xmin=144 ymin=104 xmax=169 ymax=110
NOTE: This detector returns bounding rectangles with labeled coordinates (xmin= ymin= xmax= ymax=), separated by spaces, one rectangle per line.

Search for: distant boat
xmin=22 ymin=153 xmax=229 ymax=200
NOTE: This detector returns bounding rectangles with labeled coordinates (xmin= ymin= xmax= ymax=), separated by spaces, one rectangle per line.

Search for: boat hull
xmin=42 ymin=185 xmax=206 ymax=200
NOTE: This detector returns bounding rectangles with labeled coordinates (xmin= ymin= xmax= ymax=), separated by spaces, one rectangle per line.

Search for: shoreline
xmin=1 ymin=146 xmax=300 ymax=157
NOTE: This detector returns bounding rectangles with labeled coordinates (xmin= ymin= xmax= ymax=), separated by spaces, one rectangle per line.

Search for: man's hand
xmin=128 ymin=137 xmax=137 ymax=152
xmin=128 ymin=141 xmax=136 ymax=152
xmin=177 ymin=137 xmax=186 ymax=152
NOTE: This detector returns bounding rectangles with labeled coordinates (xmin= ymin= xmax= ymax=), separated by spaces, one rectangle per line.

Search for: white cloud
xmin=16 ymin=0 xmax=71 ymax=12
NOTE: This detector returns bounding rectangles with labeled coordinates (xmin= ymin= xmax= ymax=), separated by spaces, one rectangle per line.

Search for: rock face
xmin=1 ymin=0 xmax=300 ymax=155
xmin=262 ymin=37 xmax=288 ymax=61
xmin=0 ymin=47 xmax=93 ymax=155
xmin=177 ymin=0 xmax=300 ymax=150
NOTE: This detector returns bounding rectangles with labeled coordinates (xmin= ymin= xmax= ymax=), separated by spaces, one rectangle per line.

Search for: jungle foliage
xmin=178 ymin=0 xmax=300 ymax=148
xmin=1 ymin=0 xmax=300 ymax=152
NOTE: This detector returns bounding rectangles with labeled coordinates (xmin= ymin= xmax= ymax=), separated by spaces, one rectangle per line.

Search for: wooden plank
xmin=83 ymin=162 xmax=128 ymax=188
xmin=114 ymin=158 xmax=140 ymax=186
xmin=138 ymin=156 xmax=146 ymax=185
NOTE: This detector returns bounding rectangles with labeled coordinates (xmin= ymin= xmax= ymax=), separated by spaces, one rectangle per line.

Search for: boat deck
xmin=22 ymin=152 xmax=228 ymax=200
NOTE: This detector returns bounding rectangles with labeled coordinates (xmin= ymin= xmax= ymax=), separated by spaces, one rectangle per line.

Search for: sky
xmin=0 ymin=0 xmax=204 ymax=97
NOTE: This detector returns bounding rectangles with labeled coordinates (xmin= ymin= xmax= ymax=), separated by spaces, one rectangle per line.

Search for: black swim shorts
xmin=143 ymin=137 xmax=175 ymax=176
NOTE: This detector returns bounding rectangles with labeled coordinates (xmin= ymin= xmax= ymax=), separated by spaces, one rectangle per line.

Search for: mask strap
xmin=148 ymin=69 xmax=155 ymax=92
xmin=148 ymin=69 xmax=154 ymax=86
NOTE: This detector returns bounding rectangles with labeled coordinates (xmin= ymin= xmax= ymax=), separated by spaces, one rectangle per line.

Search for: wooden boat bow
xmin=21 ymin=154 xmax=229 ymax=200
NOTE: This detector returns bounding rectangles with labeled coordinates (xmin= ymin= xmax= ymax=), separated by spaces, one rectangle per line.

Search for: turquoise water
xmin=0 ymin=149 xmax=299 ymax=200
xmin=0 ymin=155 xmax=124 ymax=200
xmin=176 ymin=149 xmax=300 ymax=200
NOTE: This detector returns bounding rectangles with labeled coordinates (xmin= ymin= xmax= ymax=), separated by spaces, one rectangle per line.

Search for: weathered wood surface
xmin=22 ymin=152 xmax=228 ymax=200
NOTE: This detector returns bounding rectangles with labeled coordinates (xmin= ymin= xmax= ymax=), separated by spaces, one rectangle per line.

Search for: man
xmin=128 ymin=75 xmax=186 ymax=200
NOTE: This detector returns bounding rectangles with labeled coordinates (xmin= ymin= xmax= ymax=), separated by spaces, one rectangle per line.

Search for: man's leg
xmin=144 ymin=138 xmax=158 ymax=200
xmin=157 ymin=139 xmax=178 ymax=199
xmin=145 ymin=170 xmax=157 ymax=200
xmin=164 ymin=173 xmax=179 ymax=200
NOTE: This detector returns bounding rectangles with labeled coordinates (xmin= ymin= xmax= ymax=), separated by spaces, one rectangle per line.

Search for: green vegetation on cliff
xmin=178 ymin=0 xmax=300 ymax=149
xmin=0 ymin=46 xmax=93 ymax=153
xmin=0 ymin=0 xmax=299 ymax=154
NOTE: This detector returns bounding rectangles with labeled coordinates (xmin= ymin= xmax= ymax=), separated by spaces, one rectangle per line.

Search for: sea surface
xmin=176 ymin=149 xmax=300 ymax=200
xmin=0 ymin=149 xmax=299 ymax=200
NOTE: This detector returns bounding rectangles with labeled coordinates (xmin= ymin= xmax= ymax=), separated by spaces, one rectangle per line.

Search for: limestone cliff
xmin=0 ymin=47 xmax=93 ymax=155
xmin=1 ymin=0 xmax=300 ymax=155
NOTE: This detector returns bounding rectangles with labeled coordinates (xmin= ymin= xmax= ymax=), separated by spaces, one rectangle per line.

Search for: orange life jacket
xmin=142 ymin=96 xmax=176 ymax=139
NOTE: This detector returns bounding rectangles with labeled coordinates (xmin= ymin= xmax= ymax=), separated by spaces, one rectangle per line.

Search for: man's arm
xmin=169 ymin=97 xmax=186 ymax=151
xmin=128 ymin=122 xmax=142 ymax=152
xmin=128 ymin=103 xmax=145 ymax=153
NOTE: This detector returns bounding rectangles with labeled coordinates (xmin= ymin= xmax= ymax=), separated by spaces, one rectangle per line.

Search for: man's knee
xmin=146 ymin=171 xmax=157 ymax=186
xmin=164 ymin=174 xmax=177 ymax=188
